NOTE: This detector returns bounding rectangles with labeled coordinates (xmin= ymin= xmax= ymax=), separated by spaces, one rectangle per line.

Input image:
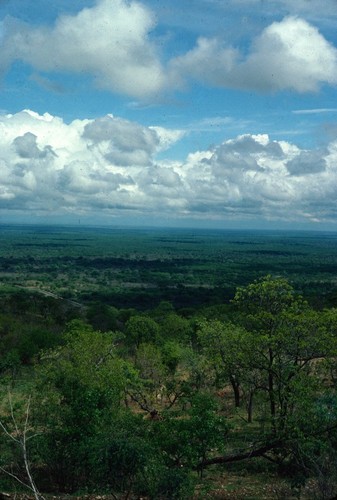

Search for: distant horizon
xmin=1 ymin=218 xmax=337 ymax=235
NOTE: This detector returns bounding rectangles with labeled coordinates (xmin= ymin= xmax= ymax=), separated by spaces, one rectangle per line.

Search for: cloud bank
xmin=0 ymin=0 xmax=336 ymax=98
xmin=0 ymin=109 xmax=337 ymax=224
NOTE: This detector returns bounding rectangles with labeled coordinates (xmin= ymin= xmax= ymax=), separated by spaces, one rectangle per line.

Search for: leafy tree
xmin=161 ymin=340 xmax=184 ymax=373
xmin=197 ymin=320 xmax=251 ymax=410
xmin=154 ymin=392 xmax=229 ymax=478
xmin=94 ymin=409 xmax=194 ymax=499
xmin=159 ymin=313 xmax=192 ymax=344
xmin=127 ymin=342 xmax=189 ymax=417
xmin=232 ymin=275 xmax=332 ymax=431
xmin=125 ymin=315 xmax=160 ymax=349
xmin=86 ymin=302 xmax=118 ymax=331
xmin=32 ymin=320 xmax=130 ymax=492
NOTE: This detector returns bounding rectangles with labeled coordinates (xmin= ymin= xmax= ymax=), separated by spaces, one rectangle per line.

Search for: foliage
xmin=153 ymin=392 xmax=229 ymax=471
xmin=230 ymin=276 xmax=334 ymax=431
xmin=30 ymin=320 xmax=130 ymax=492
xmin=1 ymin=226 xmax=337 ymax=498
xmin=125 ymin=314 xmax=161 ymax=348
xmin=197 ymin=320 xmax=252 ymax=406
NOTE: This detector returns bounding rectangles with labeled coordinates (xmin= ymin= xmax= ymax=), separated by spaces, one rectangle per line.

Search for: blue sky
xmin=0 ymin=0 xmax=337 ymax=229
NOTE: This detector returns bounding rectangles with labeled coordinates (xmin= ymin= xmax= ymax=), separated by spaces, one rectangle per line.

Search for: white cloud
xmin=0 ymin=0 xmax=166 ymax=98
xmin=1 ymin=1 xmax=336 ymax=98
xmin=170 ymin=37 xmax=238 ymax=88
xmin=178 ymin=135 xmax=337 ymax=223
xmin=286 ymin=150 xmax=327 ymax=176
xmin=292 ymin=108 xmax=337 ymax=115
xmin=83 ymin=115 xmax=160 ymax=167
xmin=171 ymin=16 xmax=337 ymax=93
xmin=149 ymin=127 xmax=186 ymax=152
xmin=1 ymin=109 xmax=337 ymax=224
xmin=0 ymin=109 xmax=183 ymax=214
xmin=242 ymin=17 xmax=337 ymax=92
xmin=13 ymin=132 xmax=51 ymax=159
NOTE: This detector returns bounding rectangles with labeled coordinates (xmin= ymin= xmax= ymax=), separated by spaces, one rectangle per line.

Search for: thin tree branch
xmin=0 ymin=465 xmax=36 ymax=493
xmin=0 ymin=394 xmax=45 ymax=500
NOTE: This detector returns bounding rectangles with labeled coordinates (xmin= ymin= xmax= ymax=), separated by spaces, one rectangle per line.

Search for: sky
xmin=1 ymin=0 xmax=337 ymax=229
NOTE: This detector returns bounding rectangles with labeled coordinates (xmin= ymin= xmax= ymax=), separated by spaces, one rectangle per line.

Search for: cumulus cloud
xmin=171 ymin=16 xmax=337 ymax=92
xmin=83 ymin=116 xmax=160 ymax=167
xmin=170 ymin=38 xmax=239 ymax=88
xmin=1 ymin=109 xmax=337 ymax=224
xmin=0 ymin=109 xmax=184 ymax=213
xmin=0 ymin=0 xmax=165 ymax=98
xmin=180 ymin=134 xmax=296 ymax=217
xmin=0 ymin=1 xmax=336 ymax=97
xmin=177 ymin=134 xmax=337 ymax=222
xmin=13 ymin=132 xmax=54 ymax=159
xmin=286 ymin=150 xmax=327 ymax=176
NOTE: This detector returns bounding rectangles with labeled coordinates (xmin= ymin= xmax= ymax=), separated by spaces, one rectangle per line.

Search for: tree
xmin=153 ymin=392 xmax=229 ymax=478
xmin=179 ymin=277 xmax=337 ymax=497
xmin=32 ymin=320 xmax=130 ymax=492
xmin=127 ymin=342 xmax=190 ymax=418
xmin=125 ymin=315 xmax=160 ymax=349
xmin=197 ymin=320 xmax=252 ymax=410
xmin=159 ymin=313 xmax=192 ymax=344
xmin=86 ymin=303 xmax=118 ymax=331
xmin=232 ymin=275 xmax=331 ymax=431
xmin=0 ymin=394 xmax=44 ymax=499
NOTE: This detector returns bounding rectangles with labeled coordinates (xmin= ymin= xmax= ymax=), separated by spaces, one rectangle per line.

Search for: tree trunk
xmin=247 ymin=390 xmax=254 ymax=423
xmin=229 ymin=375 xmax=241 ymax=407
xmin=268 ymin=371 xmax=276 ymax=419
xmin=268 ymin=349 xmax=276 ymax=427
xmin=196 ymin=440 xmax=281 ymax=470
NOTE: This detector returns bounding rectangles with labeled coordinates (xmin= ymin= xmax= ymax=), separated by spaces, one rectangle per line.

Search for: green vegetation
xmin=1 ymin=225 xmax=337 ymax=310
xmin=0 ymin=226 xmax=337 ymax=498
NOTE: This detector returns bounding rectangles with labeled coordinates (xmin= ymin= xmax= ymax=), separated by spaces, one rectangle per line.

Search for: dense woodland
xmin=1 ymin=226 xmax=337 ymax=499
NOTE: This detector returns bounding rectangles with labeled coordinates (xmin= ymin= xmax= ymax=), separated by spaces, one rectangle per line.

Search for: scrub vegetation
xmin=0 ymin=225 xmax=337 ymax=499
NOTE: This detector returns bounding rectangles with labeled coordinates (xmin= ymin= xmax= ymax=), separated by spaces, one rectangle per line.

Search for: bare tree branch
xmin=0 ymin=394 xmax=45 ymax=500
